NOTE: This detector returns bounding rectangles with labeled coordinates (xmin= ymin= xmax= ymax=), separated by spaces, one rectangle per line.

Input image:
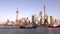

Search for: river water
xmin=0 ymin=26 xmax=60 ymax=34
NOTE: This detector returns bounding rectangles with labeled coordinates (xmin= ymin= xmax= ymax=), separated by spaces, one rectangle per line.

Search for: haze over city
xmin=0 ymin=0 xmax=60 ymax=22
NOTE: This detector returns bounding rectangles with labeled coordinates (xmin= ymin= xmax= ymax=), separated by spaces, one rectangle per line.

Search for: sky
xmin=0 ymin=0 xmax=60 ymax=22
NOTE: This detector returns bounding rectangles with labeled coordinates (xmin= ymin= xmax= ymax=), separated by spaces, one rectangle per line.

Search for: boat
xmin=48 ymin=25 xmax=60 ymax=28
xmin=20 ymin=25 xmax=37 ymax=29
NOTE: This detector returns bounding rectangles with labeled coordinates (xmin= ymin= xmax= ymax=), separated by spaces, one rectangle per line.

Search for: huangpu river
xmin=0 ymin=26 xmax=60 ymax=34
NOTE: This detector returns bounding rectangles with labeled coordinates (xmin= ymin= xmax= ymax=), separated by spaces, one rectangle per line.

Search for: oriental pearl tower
xmin=16 ymin=8 xmax=19 ymax=24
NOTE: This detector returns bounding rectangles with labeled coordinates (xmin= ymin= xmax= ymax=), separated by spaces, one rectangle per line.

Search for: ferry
xmin=20 ymin=25 xmax=37 ymax=29
xmin=48 ymin=25 xmax=60 ymax=28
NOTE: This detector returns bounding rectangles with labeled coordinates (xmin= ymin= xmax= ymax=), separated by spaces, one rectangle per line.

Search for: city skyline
xmin=0 ymin=0 xmax=60 ymax=22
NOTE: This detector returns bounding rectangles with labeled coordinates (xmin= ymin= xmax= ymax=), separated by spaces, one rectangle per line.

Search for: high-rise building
xmin=26 ymin=17 xmax=30 ymax=26
xmin=47 ymin=16 xmax=50 ymax=25
xmin=16 ymin=8 xmax=19 ymax=24
xmin=46 ymin=16 xmax=53 ymax=25
xmin=32 ymin=14 xmax=37 ymax=26
xmin=50 ymin=16 xmax=53 ymax=25
xmin=32 ymin=15 xmax=35 ymax=23
xmin=39 ymin=11 xmax=42 ymax=17
xmin=59 ymin=20 xmax=60 ymax=25
xmin=7 ymin=19 xmax=9 ymax=23
xmin=44 ymin=5 xmax=47 ymax=25
xmin=44 ymin=5 xmax=47 ymax=19
xmin=40 ymin=16 xmax=44 ymax=25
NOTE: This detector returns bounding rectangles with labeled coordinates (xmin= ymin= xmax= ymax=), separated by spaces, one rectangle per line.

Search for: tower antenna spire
xmin=17 ymin=8 xmax=18 ymax=11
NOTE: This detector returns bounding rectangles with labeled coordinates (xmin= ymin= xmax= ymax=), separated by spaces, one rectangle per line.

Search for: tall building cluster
xmin=0 ymin=5 xmax=60 ymax=26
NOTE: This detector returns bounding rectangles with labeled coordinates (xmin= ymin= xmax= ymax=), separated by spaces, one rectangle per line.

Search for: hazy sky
xmin=0 ymin=0 xmax=60 ymax=22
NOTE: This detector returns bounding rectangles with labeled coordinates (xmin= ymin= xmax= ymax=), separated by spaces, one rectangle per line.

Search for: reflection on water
xmin=48 ymin=28 xmax=53 ymax=34
xmin=0 ymin=26 xmax=60 ymax=34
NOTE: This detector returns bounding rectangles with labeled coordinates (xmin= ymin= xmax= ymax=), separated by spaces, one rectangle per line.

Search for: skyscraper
xmin=44 ymin=5 xmax=47 ymax=25
xmin=39 ymin=11 xmax=42 ymax=17
xmin=32 ymin=14 xmax=37 ymax=26
xmin=40 ymin=16 xmax=44 ymax=25
xmin=32 ymin=15 xmax=35 ymax=23
xmin=47 ymin=16 xmax=51 ymax=25
xmin=50 ymin=16 xmax=53 ymax=25
xmin=7 ymin=19 xmax=9 ymax=23
xmin=44 ymin=5 xmax=47 ymax=19
xmin=37 ymin=11 xmax=42 ymax=25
